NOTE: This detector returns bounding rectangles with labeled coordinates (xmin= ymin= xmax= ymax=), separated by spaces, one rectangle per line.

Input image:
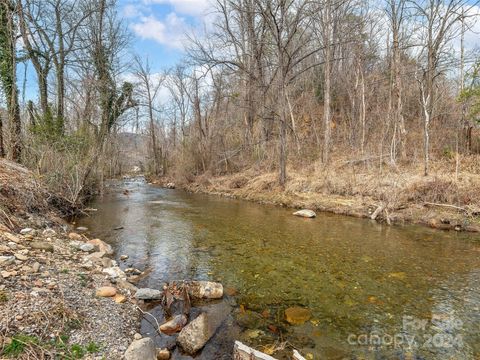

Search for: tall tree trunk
xmin=147 ymin=85 xmax=160 ymax=175
xmin=322 ymin=2 xmax=332 ymax=164
xmin=0 ymin=113 xmax=4 ymax=157
xmin=323 ymin=39 xmax=332 ymax=163
xmin=0 ymin=0 xmax=22 ymax=161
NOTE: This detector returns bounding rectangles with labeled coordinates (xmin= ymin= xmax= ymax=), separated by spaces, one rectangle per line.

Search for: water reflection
xmin=78 ymin=180 xmax=480 ymax=359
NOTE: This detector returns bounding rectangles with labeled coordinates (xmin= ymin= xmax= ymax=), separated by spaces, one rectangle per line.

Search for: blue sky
xmin=119 ymin=0 xmax=211 ymax=71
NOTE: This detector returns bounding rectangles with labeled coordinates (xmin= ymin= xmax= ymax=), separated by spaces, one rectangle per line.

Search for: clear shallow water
xmin=78 ymin=179 xmax=480 ymax=359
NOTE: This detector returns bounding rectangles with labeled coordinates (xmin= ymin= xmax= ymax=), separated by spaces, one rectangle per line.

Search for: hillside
xmin=0 ymin=160 xmax=139 ymax=359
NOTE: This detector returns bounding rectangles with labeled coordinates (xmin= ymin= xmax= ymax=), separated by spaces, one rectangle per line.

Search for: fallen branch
xmin=423 ymin=202 xmax=468 ymax=213
xmin=370 ymin=204 xmax=385 ymax=220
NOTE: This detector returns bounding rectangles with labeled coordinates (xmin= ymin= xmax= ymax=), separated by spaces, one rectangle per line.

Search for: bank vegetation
xmin=1 ymin=0 xmax=480 ymax=226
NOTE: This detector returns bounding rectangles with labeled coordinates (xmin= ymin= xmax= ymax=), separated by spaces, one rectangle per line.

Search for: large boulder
xmin=124 ymin=338 xmax=156 ymax=360
xmin=135 ymin=288 xmax=162 ymax=300
xmin=293 ymin=209 xmax=316 ymax=218
xmin=177 ymin=313 xmax=221 ymax=355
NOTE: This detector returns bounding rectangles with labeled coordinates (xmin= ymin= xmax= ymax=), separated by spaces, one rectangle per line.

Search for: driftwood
xmin=293 ymin=350 xmax=307 ymax=360
xmin=370 ymin=204 xmax=385 ymax=220
xmin=233 ymin=341 xmax=278 ymax=360
xmin=233 ymin=342 xmax=307 ymax=360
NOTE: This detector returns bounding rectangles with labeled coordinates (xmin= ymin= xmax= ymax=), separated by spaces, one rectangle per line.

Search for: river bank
xmin=0 ymin=160 xmax=140 ymax=359
xmin=157 ymin=159 xmax=480 ymax=233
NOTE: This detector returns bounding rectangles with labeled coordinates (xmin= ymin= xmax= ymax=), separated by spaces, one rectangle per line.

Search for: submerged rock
xmin=135 ymin=288 xmax=162 ymax=300
xmin=124 ymin=338 xmax=156 ymax=360
xmin=293 ymin=209 xmax=316 ymax=218
xmin=159 ymin=314 xmax=187 ymax=335
xmin=177 ymin=313 xmax=221 ymax=355
xmin=285 ymin=307 xmax=311 ymax=325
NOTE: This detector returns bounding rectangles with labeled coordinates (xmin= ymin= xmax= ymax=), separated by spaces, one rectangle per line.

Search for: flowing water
xmin=78 ymin=178 xmax=480 ymax=360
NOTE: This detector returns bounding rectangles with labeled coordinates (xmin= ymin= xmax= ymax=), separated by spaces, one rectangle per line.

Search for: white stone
xmin=293 ymin=209 xmax=316 ymax=218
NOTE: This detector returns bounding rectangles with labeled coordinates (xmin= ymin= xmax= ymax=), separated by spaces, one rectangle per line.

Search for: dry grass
xmin=182 ymin=154 xmax=480 ymax=230
xmin=0 ymin=159 xmax=72 ymax=230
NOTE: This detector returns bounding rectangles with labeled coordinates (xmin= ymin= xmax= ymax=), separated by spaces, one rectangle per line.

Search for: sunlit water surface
xmin=78 ymin=179 xmax=480 ymax=360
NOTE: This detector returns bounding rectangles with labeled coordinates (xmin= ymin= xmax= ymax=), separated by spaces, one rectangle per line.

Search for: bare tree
xmin=410 ymin=0 xmax=478 ymax=175
xmin=258 ymin=0 xmax=315 ymax=185
xmin=386 ymin=0 xmax=407 ymax=163
xmin=134 ymin=56 xmax=165 ymax=175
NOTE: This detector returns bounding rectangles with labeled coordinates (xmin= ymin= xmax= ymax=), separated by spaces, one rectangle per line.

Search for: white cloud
xmin=131 ymin=12 xmax=190 ymax=50
xmin=123 ymin=4 xmax=143 ymax=18
xmin=143 ymin=0 xmax=211 ymax=16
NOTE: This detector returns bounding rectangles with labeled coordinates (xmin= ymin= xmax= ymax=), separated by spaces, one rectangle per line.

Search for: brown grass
xmin=181 ymin=154 xmax=480 ymax=231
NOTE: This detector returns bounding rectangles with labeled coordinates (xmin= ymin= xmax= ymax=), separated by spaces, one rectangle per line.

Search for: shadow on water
xmin=78 ymin=178 xmax=480 ymax=359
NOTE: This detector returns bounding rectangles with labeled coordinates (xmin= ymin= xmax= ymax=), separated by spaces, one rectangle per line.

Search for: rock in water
xmin=177 ymin=313 xmax=221 ymax=354
xmin=96 ymin=286 xmax=117 ymax=297
xmin=188 ymin=281 xmax=223 ymax=299
xmin=87 ymin=239 xmax=113 ymax=255
xmin=157 ymin=348 xmax=170 ymax=360
xmin=124 ymin=338 xmax=156 ymax=360
xmin=135 ymin=288 xmax=162 ymax=300
xmin=159 ymin=314 xmax=187 ymax=335
xmin=293 ymin=209 xmax=316 ymax=218
xmin=285 ymin=307 xmax=312 ymax=325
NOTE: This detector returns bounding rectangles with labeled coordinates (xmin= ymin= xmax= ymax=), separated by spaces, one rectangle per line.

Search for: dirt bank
xmin=0 ymin=159 xmax=139 ymax=359
xmin=159 ymin=158 xmax=480 ymax=233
